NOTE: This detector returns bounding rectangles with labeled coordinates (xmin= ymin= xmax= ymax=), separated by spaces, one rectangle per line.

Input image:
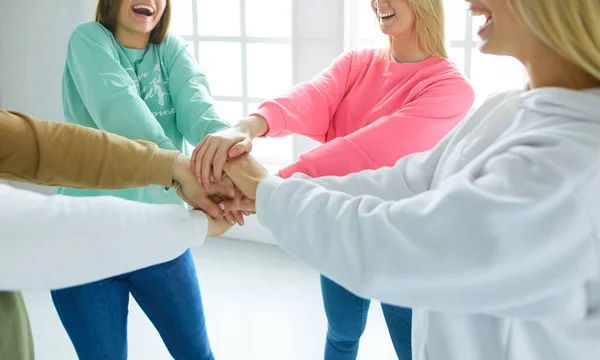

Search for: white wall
xmin=0 ymin=0 xmax=87 ymax=194
xmin=0 ymin=0 xmax=84 ymax=119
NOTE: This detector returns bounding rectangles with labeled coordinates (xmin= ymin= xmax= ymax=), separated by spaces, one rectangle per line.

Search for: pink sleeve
xmin=278 ymin=76 xmax=475 ymax=179
xmin=250 ymin=51 xmax=355 ymax=143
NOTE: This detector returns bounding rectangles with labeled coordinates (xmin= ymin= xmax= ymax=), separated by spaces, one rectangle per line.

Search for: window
xmin=345 ymin=0 xmax=528 ymax=107
xmin=170 ymin=0 xmax=294 ymax=169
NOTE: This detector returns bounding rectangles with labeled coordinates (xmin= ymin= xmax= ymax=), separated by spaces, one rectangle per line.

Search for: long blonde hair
xmin=380 ymin=0 xmax=447 ymax=59
xmin=509 ymin=0 xmax=600 ymax=81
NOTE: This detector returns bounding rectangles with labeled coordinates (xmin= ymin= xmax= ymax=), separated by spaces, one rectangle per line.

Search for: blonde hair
xmin=509 ymin=0 xmax=600 ymax=81
xmin=380 ymin=0 xmax=447 ymax=59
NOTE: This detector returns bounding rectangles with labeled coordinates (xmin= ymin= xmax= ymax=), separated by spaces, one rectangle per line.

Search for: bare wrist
xmin=237 ymin=115 xmax=269 ymax=139
xmin=171 ymin=153 xmax=189 ymax=185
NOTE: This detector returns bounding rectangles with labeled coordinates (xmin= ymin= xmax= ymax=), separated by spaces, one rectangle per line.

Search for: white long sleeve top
xmin=0 ymin=184 xmax=207 ymax=290
xmin=256 ymin=88 xmax=600 ymax=360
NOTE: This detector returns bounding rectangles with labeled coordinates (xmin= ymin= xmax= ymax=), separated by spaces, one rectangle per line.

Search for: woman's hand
xmin=191 ymin=115 xmax=269 ymax=190
xmin=216 ymin=171 xmax=280 ymax=212
xmin=173 ymin=154 xmax=233 ymax=219
xmin=202 ymin=211 xmax=234 ymax=237
xmin=223 ymin=154 xmax=270 ymax=200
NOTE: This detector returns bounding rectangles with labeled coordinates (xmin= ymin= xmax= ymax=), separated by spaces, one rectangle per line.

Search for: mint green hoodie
xmin=60 ymin=22 xmax=229 ymax=204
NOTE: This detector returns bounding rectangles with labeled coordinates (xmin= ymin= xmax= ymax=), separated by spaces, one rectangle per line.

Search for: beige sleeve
xmin=0 ymin=109 xmax=177 ymax=189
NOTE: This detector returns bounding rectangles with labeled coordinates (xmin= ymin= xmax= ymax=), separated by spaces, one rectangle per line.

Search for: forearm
xmin=0 ymin=184 xmax=207 ymax=290
xmin=0 ymin=110 xmax=178 ymax=189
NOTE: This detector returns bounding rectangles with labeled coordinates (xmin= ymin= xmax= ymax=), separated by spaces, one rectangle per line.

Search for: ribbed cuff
xmin=256 ymin=176 xmax=285 ymax=229
xmin=278 ymin=160 xmax=310 ymax=179
xmin=250 ymin=103 xmax=287 ymax=138
xmin=150 ymin=149 xmax=179 ymax=187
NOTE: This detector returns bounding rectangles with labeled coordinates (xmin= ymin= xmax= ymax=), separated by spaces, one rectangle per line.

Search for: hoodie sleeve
xmin=250 ymin=51 xmax=355 ymax=142
xmin=0 ymin=110 xmax=177 ymax=189
xmin=0 ymin=184 xmax=208 ymax=291
xmin=163 ymin=34 xmax=231 ymax=145
xmin=278 ymin=76 xmax=474 ymax=178
xmin=64 ymin=23 xmax=176 ymax=150
xmin=256 ymin=128 xmax=598 ymax=320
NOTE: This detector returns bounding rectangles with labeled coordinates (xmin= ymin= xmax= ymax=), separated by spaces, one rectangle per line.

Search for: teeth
xmin=133 ymin=4 xmax=154 ymax=14
xmin=378 ymin=12 xmax=395 ymax=18
xmin=470 ymin=9 xmax=490 ymax=18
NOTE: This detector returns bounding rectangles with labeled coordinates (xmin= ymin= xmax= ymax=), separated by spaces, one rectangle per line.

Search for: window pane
xmin=246 ymin=43 xmax=292 ymax=98
xmin=357 ymin=1 xmax=378 ymax=39
xmin=444 ymin=0 xmax=467 ymax=41
xmin=247 ymin=102 xmax=293 ymax=163
xmin=245 ymin=0 xmax=292 ymax=38
xmin=356 ymin=1 xmax=387 ymax=48
xmin=197 ymin=42 xmax=243 ymax=97
xmin=447 ymin=47 xmax=466 ymax=75
xmin=197 ymin=0 xmax=241 ymax=36
xmin=170 ymin=0 xmax=194 ymax=36
xmin=252 ymin=138 xmax=293 ymax=162
xmin=470 ymin=51 xmax=525 ymax=106
xmin=214 ymin=101 xmax=244 ymax=124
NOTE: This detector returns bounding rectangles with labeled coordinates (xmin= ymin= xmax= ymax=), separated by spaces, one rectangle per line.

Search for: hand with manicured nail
xmin=190 ymin=115 xmax=269 ymax=191
xmin=173 ymin=154 xmax=232 ymax=220
xmin=223 ymin=153 xmax=270 ymax=200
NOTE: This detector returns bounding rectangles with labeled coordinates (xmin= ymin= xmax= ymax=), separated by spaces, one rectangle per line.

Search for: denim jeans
xmin=51 ymin=249 xmax=214 ymax=360
xmin=321 ymin=275 xmax=412 ymax=360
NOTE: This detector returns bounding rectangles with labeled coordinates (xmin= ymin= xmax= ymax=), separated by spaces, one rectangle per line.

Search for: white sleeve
xmin=0 ymin=184 xmax=208 ymax=290
xmin=256 ymin=138 xmax=598 ymax=320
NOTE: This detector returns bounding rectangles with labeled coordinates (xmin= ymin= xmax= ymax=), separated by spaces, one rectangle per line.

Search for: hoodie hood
xmin=519 ymin=87 xmax=600 ymax=122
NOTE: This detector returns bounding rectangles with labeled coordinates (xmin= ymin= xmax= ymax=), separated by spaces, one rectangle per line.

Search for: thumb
xmin=229 ymin=139 xmax=252 ymax=158
xmin=196 ymin=196 xmax=224 ymax=220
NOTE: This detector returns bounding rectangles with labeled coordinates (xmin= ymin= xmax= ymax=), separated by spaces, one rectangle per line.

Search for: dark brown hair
xmin=94 ymin=0 xmax=171 ymax=44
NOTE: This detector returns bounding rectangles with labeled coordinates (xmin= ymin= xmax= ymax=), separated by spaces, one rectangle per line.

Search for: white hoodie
xmin=0 ymin=184 xmax=208 ymax=290
xmin=256 ymin=88 xmax=600 ymax=360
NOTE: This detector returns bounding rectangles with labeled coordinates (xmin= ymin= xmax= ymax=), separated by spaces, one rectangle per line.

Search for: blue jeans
xmin=321 ymin=275 xmax=412 ymax=360
xmin=51 ymin=249 xmax=214 ymax=360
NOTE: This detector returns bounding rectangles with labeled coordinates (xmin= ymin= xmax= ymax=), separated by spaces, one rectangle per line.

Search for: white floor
xmin=23 ymin=238 xmax=400 ymax=360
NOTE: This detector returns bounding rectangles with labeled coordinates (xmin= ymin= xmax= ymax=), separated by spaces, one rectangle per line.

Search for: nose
xmin=374 ymin=0 xmax=390 ymax=10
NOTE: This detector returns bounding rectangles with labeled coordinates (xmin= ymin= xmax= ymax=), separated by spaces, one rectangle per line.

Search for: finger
xmin=231 ymin=210 xmax=244 ymax=226
xmin=219 ymin=176 xmax=236 ymax=198
xmin=212 ymin=144 xmax=233 ymax=183
xmin=206 ymin=182 xmax=232 ymax=197
xmin=194 ymin=140 xmax=209 ymax=184
xmin=200 ymin=142 xmax=218 ymax=191
xmin=223 ymin=211 xmax=236 ymax=226
xmin=177 ymin=186 xmax=223 ymax=219
xmin=190 ymin=138 xmax=207 ymax=176
xmin=219 ymin=199 xmax=256 ymax=212
xmin=189 ymin=190 xmax=224 ymax=220
xmin=229 ymin=139 xmax=252 ymax=158
xmin=233 ymin=186 xmax=243 ymax=206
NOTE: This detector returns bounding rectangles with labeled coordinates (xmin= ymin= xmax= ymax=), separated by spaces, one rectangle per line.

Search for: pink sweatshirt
xmin=252 ymin=48 xmax=475 ymax=179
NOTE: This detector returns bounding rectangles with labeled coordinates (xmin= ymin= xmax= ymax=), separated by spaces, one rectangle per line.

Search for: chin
xmin=133 ymin=24 xmax=155 ymax=35
xmin=477 ymin=40 xmax=497 ymax=55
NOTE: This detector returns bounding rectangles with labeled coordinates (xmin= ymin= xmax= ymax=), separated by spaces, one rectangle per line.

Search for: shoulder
xmin=346 ymin=47 xmax=387 ymax=67
xmin=417 ymin=58 xmax=475 ymax=102
xmin=67 ymin=22 xmax=119 ymax=57
xmin=69 ymin=22 xmax=115 ymax=45
xmin=156 ymin=32 xmax=187 ymax=57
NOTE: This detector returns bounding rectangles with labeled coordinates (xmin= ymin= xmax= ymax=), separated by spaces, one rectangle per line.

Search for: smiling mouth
xmin=378 ymin=11 xmax=396 ymax=22
xmin=132 ymin=4 xmax=155 ymax=17
xmin=471 ymin=8 xmax=492 ymax=33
